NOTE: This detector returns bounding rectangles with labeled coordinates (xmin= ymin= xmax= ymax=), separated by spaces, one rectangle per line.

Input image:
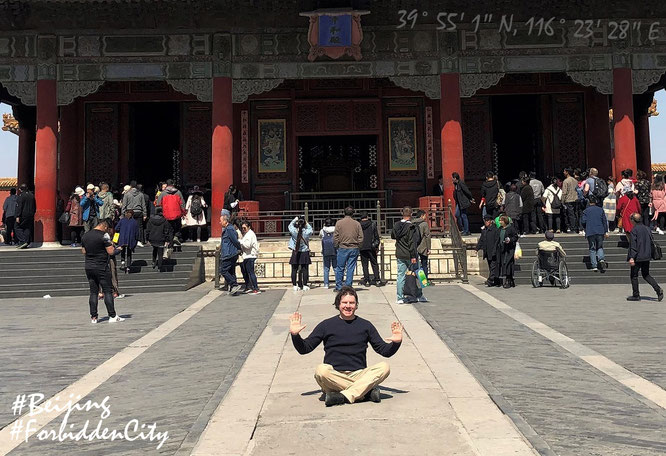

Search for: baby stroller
xmin=531 ymin=249 xmax=570 ymax=289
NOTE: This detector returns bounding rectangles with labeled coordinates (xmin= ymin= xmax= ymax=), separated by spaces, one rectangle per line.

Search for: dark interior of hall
xmin=129 ymin=102 xmax=180 ymax=196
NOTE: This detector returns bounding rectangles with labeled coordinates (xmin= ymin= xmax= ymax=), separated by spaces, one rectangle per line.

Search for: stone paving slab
xmin=0 ymin=285 xmax=213 ymax=430
xmin=3 ymin=288 xmax=283 ymax=455
xmin=416 ymin=283 xmax=666 ymax=456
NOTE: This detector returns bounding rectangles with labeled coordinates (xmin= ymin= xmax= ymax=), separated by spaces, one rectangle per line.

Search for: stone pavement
xmin=416 ymin=279 xmax=666 ymax=456
xmin=192 ymin=285 xmax=535 ymax=456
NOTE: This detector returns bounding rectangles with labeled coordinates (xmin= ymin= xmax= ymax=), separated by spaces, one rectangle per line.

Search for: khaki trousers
xmin=314 ymin=361 xmax=390 ymax=404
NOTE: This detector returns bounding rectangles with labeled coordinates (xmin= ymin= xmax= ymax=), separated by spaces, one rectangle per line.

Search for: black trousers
xmin=120 ymin=246 xmax=134 ymax=271
xmin=642 ymin=206 xmax=652 ymax=227
xmin=487 ymin=257 xmax=499 ymax=284
xmin=167 ymin=218 xmax=181 ymax=245
xmin=630 ymin=261 xmax=661 ymax=297
xmin=547 ymin=213 xmax=561 ymax=232
xmin=521 ymin=212 xmax=536 ymax=234
xmin=152 ymin=245 xmax=165 ymax=270
xmin=563 ymin=203 xmax=576 ymax=232
xmin=533 ymin=201 xmax=546 ymax=232
xmin=291 ymin=264 xmax=309 ymax=287
xmin=360 ymin=249 xmax=381 ymax=282
xmin=15 ymin=217 xmax=33 ymax=245
xmin=85 ymin=267 xmax=116 ymax=318
xmin=4 ymin=216 xmax=15 ymax=244
xmin=132 ymin=212 xmax=145 ymax=243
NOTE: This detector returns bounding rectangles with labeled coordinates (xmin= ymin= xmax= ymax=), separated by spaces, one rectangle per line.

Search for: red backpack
xmin=161 ymin=193 xmax=183 ymax=220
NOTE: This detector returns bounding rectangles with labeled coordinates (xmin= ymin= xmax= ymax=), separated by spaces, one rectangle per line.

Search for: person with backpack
xmin=626 ymin=212 xmax=663 ymax=302
xmin=617 ymin=189 xmax=642 ymax=241
xmin=145 ymin=206 xmax=173 ymax=272
xmin=121 ymin=181 xmax=148 ymax=246
xmin=543 ymin=177 xmax=563 ymax=233
xmin=183 ymin=186 xmax=208 ymax=242
xmin=359 ymin=212 xmax=381 ymax=287
xmin=604 ymin=177 xmax=618 ymax=232
xmin=391 ymin=206 xmax=425 ymax=304
xmin=157 ymin=179 xmax=186 ymax=247
xmin=320 ymin=217 xmax=337 ymax=289
xmin=412 ymin=209 xmax=432 ymax=280
xmin=289 ymin=216 xmax=313 ymax=291
xmin=581 ymin=197 xmax=609 ymax=272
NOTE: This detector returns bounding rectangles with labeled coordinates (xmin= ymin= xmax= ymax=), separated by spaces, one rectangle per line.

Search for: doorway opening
xmin=129 ymin=102 xmax=180 ymax=195
xmin=491 ymin=95 xmax=541 ymax=183
xmin=298 ymin=135 xmax=378 ymax=192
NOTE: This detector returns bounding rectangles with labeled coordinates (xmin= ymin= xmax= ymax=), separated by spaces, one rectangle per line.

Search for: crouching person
xmin=289 ymin=286 xmax=402 ymax=406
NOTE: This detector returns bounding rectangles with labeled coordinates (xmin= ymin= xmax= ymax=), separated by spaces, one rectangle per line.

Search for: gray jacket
xmin=97 ymin=191 xmax=115 ymax=219
xmin=412 ymin=217 xmax=431 ymax=255
xmin=2 ymin=194 xmax=17 ymax=218
xmin=121 ymin=188 xmax=147 ymax=215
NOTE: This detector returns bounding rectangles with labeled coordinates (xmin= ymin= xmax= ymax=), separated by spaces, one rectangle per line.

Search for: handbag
xmin=514 ymin=241 xmax=523 ymax=260
xmin=651 ymin=240 xmax=662 ymax=260
xmin=59 ymin=212 xmax=70 ymax=224
xmin=403 ymin=272 xmax=419 ymax=303
xmin=163 ymin=247 xmax=173 ymax=259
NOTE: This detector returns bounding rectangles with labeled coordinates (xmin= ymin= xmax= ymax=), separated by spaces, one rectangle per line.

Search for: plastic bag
xmin=514 ymin=241 xmax=523 ymax=260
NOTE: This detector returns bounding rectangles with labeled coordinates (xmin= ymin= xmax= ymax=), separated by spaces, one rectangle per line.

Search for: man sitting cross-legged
xmin=289 ymin=286 xmax=403 ymax=407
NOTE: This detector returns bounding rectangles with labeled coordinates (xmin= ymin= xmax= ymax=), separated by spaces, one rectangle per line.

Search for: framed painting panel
xmin=388 ymin=117 xmax=417 ymax=171
xmin=258 ymin=119 xmax=287 ymax=173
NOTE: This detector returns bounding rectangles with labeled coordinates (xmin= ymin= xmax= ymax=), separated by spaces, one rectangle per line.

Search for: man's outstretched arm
xmin=290 ymin=312 xmax=324 ymax=354
xmin=368 ymin=321 xmax=402 ymax=357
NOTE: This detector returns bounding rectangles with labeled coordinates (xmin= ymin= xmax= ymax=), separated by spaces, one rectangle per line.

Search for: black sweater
xmin=291 ymin=315 xmax=401 ymax=371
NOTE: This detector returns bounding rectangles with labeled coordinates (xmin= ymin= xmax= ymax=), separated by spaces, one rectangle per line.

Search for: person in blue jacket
xmin=80 ymin=185 xmax=104 ymax=233
xmin=115 ymin=210 xmax=140 ymax=273
xmin=581 ymin=196 xmax=608 ymax=272
xmin=220 ymin=210 xmax=242 ymax=295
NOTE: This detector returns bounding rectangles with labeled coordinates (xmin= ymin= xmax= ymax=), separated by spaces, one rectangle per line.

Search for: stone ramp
xmin=192 ymin=286 xmax=537 ymax=456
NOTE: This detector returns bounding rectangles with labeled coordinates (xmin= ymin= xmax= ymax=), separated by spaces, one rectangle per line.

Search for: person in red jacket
xmin=157 ymin=179 xmax=186 ymax=246
xmin=616 ymin=189 xmax=641 ymax=238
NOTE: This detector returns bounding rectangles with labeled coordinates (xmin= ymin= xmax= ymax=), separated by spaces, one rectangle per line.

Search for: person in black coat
xmin=223 ymin=185 xmax=243 ymax=215
xmin=452 ymin=172 xmax=474 ymax=235
xmin=480 ymin=172 xmax=500 ymax=218
xmin=15 ymin=183 xmax=36 ymax=249
xmin=432 ymin=175 xmax=444 ymax=196
xmin=145 ymin=207 xmax=174 ymax=271
xmin=475 ymin=215 xmax=500 ymax=286
xmin=359 ymin=212 xmax=381 ymax=286
xmin=520 ymin=176 xmax=536 ymax=235
xmin=627 ymin=212 xmax=663 ymax=301
xmin=497 ymin=215 xmax=520 ymax=288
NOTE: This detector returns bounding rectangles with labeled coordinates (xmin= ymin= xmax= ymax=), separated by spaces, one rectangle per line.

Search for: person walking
xmin=320 ymin=217 xmax=337 ymax=289
xmin=503 ymin=183 xmax=523 ymax=232
xmin=333 ymin=206 xmax=363 ymax=291
xmin=635 ymin=170 xmax=652 ymax=227
xmin=2 ymin=187 xmax=17 ymax=245
xmin=520 ymin=176 xmax=535 ymax=234
xmin=651 ymin=174 xmax=666 ymax=235
xmin=529 ymin=172 xmax=546 ymax=232
xmin=391 ymin=206 xmax=425 ymax=304
xmin=581 ymin=197 xmax=608 ymax=272
xmin=604 ymin=177 xmax=618 ymax=232
xmin=616 ymin=169 xmax=636 ymax=196
xmin=81 ymin=218 xmax=124 ymax=324
xmin=183 ymin=186 xmax=208 ymax=242
xmin=224 ymin=184 xmax=243 ymax=216
xmin=288 ymin=216 xmax=313 ymax=291
xmin=480 ymin=172 xmax=501 ymax=218
xmin=115 ymin=209 xmax=139 ymax=273
xmin=543 ymin=177 xmax=563 ymax=233
xmin=412 ymin=209 xmax=431 ymax=279
xmin=156 ymin=179 xmax=185 ymax=246
xmin=80 ymin=184 xmax=103 ymax=233
xmin=476 ymin=215 xmax=500 ymax=287
xmin=145 ymin=206 xmax=173 ymax=271
xmin=66 ymin=188 xmax=85 ymax=247
xmin=617 ymin=190 xmax=641 ymax=241
xmin=239 ymin=220 xmax=260 ymax=294
xmin=14 ymin=183 xmax=36 ymax=249
xmin=497 ymin=215 xmax=519 ymax=288
xmin=359 ymin=212 xmax=381 ymax=287
xmin=97 ymin=182 xmax=115 ymax=223
xmin=626 ymin=212 xmax=663 ymax=302
xmin=219 ymin=211 xmax=242 ymax=294
xmin=562 ymin=168 xmax=578 ymax=233
xmin=452 ymin=172 xmax=473 ymax=235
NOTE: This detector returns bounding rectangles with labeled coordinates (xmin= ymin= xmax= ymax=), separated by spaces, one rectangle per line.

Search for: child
xmin=145 ymin=206 xmax=173 ymax=271
xmin=115 ymin=210 xmax=139 ymax=273
xmin=319 ymin=217 xmax=337 ymax=289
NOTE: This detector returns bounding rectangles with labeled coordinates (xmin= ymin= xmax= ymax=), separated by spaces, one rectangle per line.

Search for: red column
xmin=211 ymin=77 xmax=233 ymax=237
xmin=34 ymin=79 xmax=58 ymax=243
xmin=440 ymin=73 xmax=464 ymax=208
xmin=612 ymin=68 xmax=637 ymax=177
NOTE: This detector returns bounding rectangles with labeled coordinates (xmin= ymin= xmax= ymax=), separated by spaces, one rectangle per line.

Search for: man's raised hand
xmin=385 ymin=321 xmax=403 ymax=343
xmin=289 ymin=312 xmax=307 ymax=335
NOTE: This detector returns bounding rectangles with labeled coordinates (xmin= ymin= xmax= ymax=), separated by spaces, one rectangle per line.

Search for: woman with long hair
xmin=651 ymin=174 xmax=666 ymax=234
xmin=288 ymin=216 xmax=313 ymax=291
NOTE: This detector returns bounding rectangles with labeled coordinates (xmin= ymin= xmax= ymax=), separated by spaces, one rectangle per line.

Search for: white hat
xmin=86 ymin=184 xmax=94 ymax=191
xmin=94 ymin=186 xmax=100 ymax=193
xmin=122 ymin=185 xmax=131 ymax=194
xmin=74 ymin=187 xmax=84 ymax=196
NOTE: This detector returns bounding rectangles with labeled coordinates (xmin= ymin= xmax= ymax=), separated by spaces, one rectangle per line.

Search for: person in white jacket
xmin=239 ymin=220 xmax=260 ymax=294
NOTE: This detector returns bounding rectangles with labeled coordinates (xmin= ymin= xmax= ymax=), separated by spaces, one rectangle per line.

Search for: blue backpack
xmin=322 ymin=231 xmax=336 ymax=256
